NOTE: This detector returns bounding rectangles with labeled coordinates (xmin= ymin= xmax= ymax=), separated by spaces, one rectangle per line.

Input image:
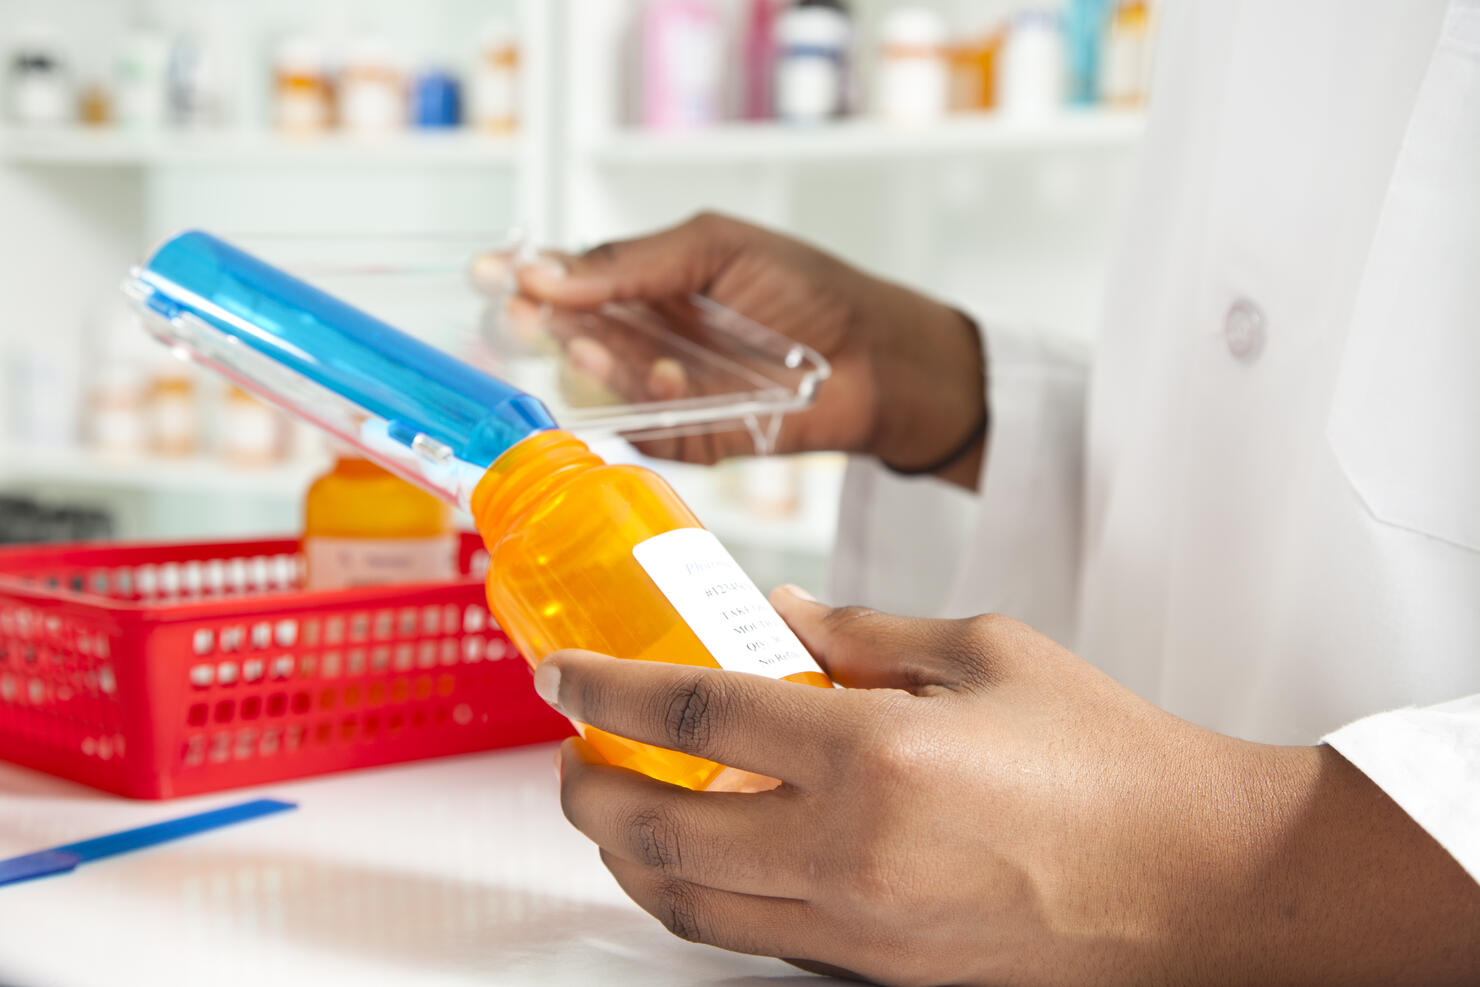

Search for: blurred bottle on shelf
xmin=1063 ymin=0 xmax=1111 ymax=105
xmin=88 ymin=365 xmax=149 ymax=458
xmin=742 ymin=0 xmax=784 ymax=120
xmin=774 ymin=1 xmax=853 ymax=124
xmin=997 ymin=9 xmax=1066 ymax=118
xmin=302 ymin=455 xmax=457 ymax=591
xmin=115 ymin=24 xmax=170 ymax=129
xmin=1101 ymin=0 xmax=1153 ymax=107
xmin=5 ymin=342 xmax=82 ymax=449
xmin=78 ymin=79 xmax=111 ymax=126
xmin=273 ymin=36 xmax=333 ymax=134
xmin=167 ymin=32 xmax=223 ymax=129
xmin=471 ymin=19 xmax=520 ymax=134
xmin=641 ymin=0 xmax=725 ymax=131
xmin=340 ymin=36 xmax=404 ymax=133
xmin=146 ymin=368 xmax=198 ymax=458
xmin=411 ymin=67 xmax=461 ymax=129
xmin=222 ymin=387 xmax=287 ymax=467
xmin=737 ymin=456 xmax=802 ymax=519
xmin=7 ymin=28 xmax=73 ymax=127
xmin=946 ymin=11 xmax=1005 ymax=114
xmin=876 ymin=6 xmax=950 ymax=125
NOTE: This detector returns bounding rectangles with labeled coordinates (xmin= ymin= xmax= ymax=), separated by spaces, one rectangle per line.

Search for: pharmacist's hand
xmin=477 ymin=213 xmax=985 ymax=485
xmin=535 ymin=589 xmax=1480 ymax=986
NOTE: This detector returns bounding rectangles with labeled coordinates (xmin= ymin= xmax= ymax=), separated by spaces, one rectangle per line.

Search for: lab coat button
xmin=1224 ymin=299 xmax=1266 ymax=361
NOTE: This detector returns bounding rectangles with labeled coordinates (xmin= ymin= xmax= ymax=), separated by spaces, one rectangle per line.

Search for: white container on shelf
xmin=472 ymin=18 xmax=521 ymax=134
xmin=115 ymin=26 xmax=171 ymax=129
xmin=775 ymin=4 xmax=852 ymax=124
xmin=876 ymin=6 xmax=951 ymax=124
xmin=998 ymin=9 xmax=1066 ymax=119
xmin=339 ymin=36 xmax=405 ymax=133
xmin=7 ymin=32 xmax=74 ymax=128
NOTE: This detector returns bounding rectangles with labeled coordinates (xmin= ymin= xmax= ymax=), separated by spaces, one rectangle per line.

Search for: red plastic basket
xmin=0 ymin=533 xmax=571 ymax=798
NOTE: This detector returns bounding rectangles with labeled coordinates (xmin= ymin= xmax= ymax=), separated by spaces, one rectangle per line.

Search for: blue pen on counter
xmin=0 ymin=798 xmax=296 ymax=888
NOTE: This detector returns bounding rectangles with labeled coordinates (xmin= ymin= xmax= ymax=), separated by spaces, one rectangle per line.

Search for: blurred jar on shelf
xmin=274 ymin=36 xmax=332 ymax=134
xmin=640 ymin=0 xmax=725 ymax=131
xmin=998 ymin=8 xmax=1066 ymax=119
xmin=146 ymin=368 xmax=198 ymax=458
xmin=222 ymin=387 xmax=286 ymax=467
xmin=1101 ymin=0 xmax=1154 ymax=107
xmin=411 ymin=67 xmax=461 ymax=129
xmin=775 ymin=1 xmax=853 ymax=124
xmin=115 ymin=24 xmax=170 ymax=129
xmin=88 ymin=365 xmax=148 ymax=458
xmin=876 ymin=6 xmax=950 ymax=125
xmin=340 ymin=36 xmax=404 ymax=133
xmin=471 ymin=18 xmax=520 ymax=134
xmin=7 ymin=29 xmax=73 ymax=127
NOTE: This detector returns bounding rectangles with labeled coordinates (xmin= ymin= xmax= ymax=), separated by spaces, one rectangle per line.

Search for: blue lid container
xmin=125 ymin=230 xmax=557 ymax=507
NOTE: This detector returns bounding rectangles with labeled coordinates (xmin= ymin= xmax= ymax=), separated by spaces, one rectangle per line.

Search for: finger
xmin=558 ymin=738 xmax=814 ymax=898
xmin=599 ymin=848 xmax=819 ymax=958
xmin=768 ymin=586 xmax=968 ymax=693
xmin=533 ymin=650 xmax=857 ymax=786
xmin=516 ymin=212 xmax=743 ymax=309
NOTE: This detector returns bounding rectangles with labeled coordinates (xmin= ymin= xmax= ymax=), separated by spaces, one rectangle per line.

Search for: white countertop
xmin=0 ymin=745 xmax=832 ymax=987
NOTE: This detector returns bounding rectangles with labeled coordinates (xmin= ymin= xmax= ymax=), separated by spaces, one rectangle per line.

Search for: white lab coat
xmin=832 ymin=0 xmax=1480 ymax=881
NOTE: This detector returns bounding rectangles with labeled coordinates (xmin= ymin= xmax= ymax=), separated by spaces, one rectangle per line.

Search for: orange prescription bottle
xmin=131 ymin=230 xmax=832 ymax=791
xmin=473 ymin=429 xmax=832 ymax=791
xmin=303 ymin=455 xmax=457 ymax=592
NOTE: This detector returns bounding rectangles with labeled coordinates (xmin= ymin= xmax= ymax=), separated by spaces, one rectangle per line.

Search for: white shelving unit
xmin=0 ymin=444 xmax=325 ymax=498
xmin=586 ymin=111 xmax=1145 ymax=167
xmin=0 ymin=128 xmax=521 ymax=168
xmin=0 ymin=0 xmax=1148 ymax=583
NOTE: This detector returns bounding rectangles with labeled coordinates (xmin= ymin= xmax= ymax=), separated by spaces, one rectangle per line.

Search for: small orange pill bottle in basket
xmin=130 ymin=231 xmax=831 ymax=791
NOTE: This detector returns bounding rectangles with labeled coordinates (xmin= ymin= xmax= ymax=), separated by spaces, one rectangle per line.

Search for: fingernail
xmin=554 ymin=745 xmax=565 ymax=781
xmin=780 ymin=584 xmax=817 ymax=602
xmin=533 ymin=661 xmax=561 ymax=710
xmin=524 ymin=256 xmax=567 ymax=285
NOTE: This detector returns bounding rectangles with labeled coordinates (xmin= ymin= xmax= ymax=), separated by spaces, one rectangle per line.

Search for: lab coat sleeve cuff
xmin=830 ymin=325 xmax=1088 ymax=635
xmin=1323 ymin=694 xmax=1480 ymax=884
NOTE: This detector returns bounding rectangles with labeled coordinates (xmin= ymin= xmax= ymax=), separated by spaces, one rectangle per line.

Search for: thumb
xmin=518 ymin=212 xmax=743 ymax=309
xmin=769 ymin=586 xmax=964 ymax=694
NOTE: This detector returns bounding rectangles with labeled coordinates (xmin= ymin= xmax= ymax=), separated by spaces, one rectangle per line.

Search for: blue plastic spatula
xmin=0 ymin=798 xmax=296 ymax=888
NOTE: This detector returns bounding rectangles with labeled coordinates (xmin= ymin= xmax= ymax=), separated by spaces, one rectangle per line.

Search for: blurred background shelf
xmin=586 ymin=110 xmax=1145 ymax=166
xmin=0 ymin=445 xmax=324 ymax=498
xmin=0 ymin=0 xmax=1155 ymax=588
xmin=0 ymin=128 xmax=522 ymax=168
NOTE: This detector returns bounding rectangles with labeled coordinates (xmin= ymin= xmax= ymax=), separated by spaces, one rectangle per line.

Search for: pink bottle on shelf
xmin=743 ymin=0 xmax=783 ymax=120
xmin=641 ymin=0 xmax=726 ymax=131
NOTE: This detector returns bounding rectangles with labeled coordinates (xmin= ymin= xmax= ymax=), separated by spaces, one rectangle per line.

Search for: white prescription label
xmin=633 ymin=528 xmax=824 ymax=681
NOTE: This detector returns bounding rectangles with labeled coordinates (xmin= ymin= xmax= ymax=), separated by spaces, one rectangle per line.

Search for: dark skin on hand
xmin=496 ymin=213 xmax=1480 ymax=985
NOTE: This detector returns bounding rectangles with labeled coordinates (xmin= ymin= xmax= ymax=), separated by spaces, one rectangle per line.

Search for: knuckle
xmin=625 ymin=801 xmax=683 ymax=873
xmin=653 ymin=879 xmax=707 ymax=943
xmin=582 ymin=239 xmax=623 ymax=266
xmin=661 ymin=673 xmax=726 ymax=755
xmin=962 ymin=611 xmax=1017 ymax=639
xmin=687 ymin=209 xmax=729 ymax=233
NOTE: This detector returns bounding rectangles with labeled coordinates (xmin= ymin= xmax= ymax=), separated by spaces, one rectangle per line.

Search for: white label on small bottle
xmin=304 ymin=535 xmax=458 ymax=591
xmin=632 ymin=528 xmax=823 ymax=680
